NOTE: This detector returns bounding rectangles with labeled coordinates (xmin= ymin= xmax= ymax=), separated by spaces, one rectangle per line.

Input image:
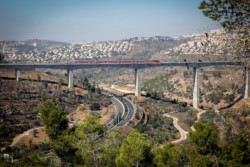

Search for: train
xmin=75 ymin=60 xmax=160 ymax=63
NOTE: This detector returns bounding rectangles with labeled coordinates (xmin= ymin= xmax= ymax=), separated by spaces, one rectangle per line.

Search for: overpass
xmin=0 ymin=61 xmax=248 ymax=109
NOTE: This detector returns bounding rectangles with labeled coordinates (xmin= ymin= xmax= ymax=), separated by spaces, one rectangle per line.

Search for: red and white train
xmin=75 ymin=60 xmax=160 ymax=63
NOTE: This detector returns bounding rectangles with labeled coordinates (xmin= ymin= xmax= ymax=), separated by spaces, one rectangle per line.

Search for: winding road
xmin=164 ymin=109 xmax=207 ymax=144
xmin=191 ymin=109 xmax=207 ymax=131
xmin=164 ymin=113 xmax=188 ymax=143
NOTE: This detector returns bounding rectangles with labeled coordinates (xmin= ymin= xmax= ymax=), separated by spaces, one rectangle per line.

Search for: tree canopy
xmin=198 ymin=0 xmax=250 ymax=30
xmin=39 ymin=99 xmax=68 ymax=140
xmin=115 ymin=129 xmax=153 ymax=167
xmin=189 ymin=122 xmax=219 ymax=155
xmin=198 ymin=0 xmax=250 ymax=67
xmin=0 ymin=53 xmax=7 ymax=63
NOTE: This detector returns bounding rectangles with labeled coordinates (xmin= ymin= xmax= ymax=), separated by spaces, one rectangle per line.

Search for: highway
xmin=116 ymin=97 xmax=136 ymax=127
xmin=106 ymin=94 xmax=136 ymax=132
xmin=106 ymin=96 xmax=125 ymax=129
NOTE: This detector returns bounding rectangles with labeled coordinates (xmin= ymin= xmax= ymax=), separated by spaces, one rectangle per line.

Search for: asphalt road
xmin=116 ymin=97 xmax=136 ymax=127
xmin=106 ymin=96 xmax=125 ymax=129
xmin=107 ymin=96 xmax=136 ymax=132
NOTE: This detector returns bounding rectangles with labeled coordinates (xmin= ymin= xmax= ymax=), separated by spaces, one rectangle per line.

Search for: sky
xmin=0 ymin=0 xmax=221 ymax=43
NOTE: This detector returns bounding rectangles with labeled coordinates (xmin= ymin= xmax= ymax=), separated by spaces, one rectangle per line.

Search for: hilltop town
xmin=0 ymin=29 xmax=234 ymax=63
xmin=0 ymin=39 xmax=134 ymax=63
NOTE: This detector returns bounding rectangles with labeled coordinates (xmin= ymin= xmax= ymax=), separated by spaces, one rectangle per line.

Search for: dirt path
xmin=10 ymin=106 xmax=208 ymax=147
xmin=10 ymin=100 xmax=115 ymax=148
xmin=164 ymin=109 xmax=207 ymax=144
xmin=163 ymin=113 xmax=188 ymax=143
xmin=10 ymin=127 xmax=43 ymax=147
xmin=191 ymin=109 xmax=207 ymax=131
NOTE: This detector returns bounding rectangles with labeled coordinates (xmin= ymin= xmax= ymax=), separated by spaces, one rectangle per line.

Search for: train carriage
xmin=75 ymin=60 xmax=160 ymax=64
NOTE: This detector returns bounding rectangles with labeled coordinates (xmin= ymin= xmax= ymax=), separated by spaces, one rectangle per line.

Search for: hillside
xmin=1 ymin=30 xmax=249 ymax=166
xmin=142 ymin=66 xmax=243 ymax=109
xmin=1 ymin=29 xmax=234 ymax=64
xmin=0 ymin=69 xmax=112 ymax=149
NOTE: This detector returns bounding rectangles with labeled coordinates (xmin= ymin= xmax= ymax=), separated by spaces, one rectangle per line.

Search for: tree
xmin=0 ymin=53 xmax=7 ymax=63
xmin=202 ymin=73 xmax=208 ymax=80
xmin=0 ymin=78 xmax=2 ymax=90
xmin=153 ymin=143 xmax=199 ymax=167
xmin=206 ymin=91 xmax=224 ymax=104
xmin=96 ymin=87 xmax=101 ymax=94
xmin=33 ymin=129 xmax=38 ymax=137
xmin=213 ymin=71 xmax=221 ymax=78
xmin=43 ymin=81 xmax=48 ymax=88
xmin=37 ymin=75 xmax=41 ymax=82
xmin=81 ymin=77 xmax=90 ymax=90
xmin=221 ymin=135 xmax=250 ymax=166
xmin=90 ymin=102 xmax=100 ymax=110
xmin=190 ymin=122 xmax=219 ymax=165
xmin=190 ymin=122 xmax=219 ymax=154
xmin=58 ymin=79 xmax=64 ymax=87
xmin=198 ymin=0 xmax=250 ymax=67
xmin=14 ymin=151 xmax=55 ymax=167
xmin=90 ymin=84 xmax=96 ymax=92
xmin=39 ymin=99 xmax=68 ymax=140
xmin=198 ymin=0 xmax=249 ymax=31
xmin=99 ymin=128 xmax=123 ymax=167
xmin=116 ymin=129 xmax=153 ymax=167
xmin=49 ymin=129 xmax=78 ymax=164
xmin=183 ymin=71 xmax=189 ymax=78
xmin=224 ymin=93 xmax=235 ymax=102
xmin=73 ymin=113 xmax=107 ymax=167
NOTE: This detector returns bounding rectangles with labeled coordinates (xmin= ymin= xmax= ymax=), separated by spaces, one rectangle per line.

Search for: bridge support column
xmin=135 ymin=68 xmax=141 ymax=96
xmin=243 ymin=68 xmax=250 ymax=98
xmin=15 ymin=68 xmax=20 ymax=81
xmin=193 ymin=67 xmax=199 ymax=109
xmin=67 ymin=69 xmax=73 ymax=88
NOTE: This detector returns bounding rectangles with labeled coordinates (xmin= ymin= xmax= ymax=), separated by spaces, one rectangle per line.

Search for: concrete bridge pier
xmin=193 ymin=67 xmax=200 ymax=108
xmin=243 ymin=68 xmax=250 ymax=98
xmin=67 ymin=69 xmax=73 ymax=88
xmin=135 ymin=68 xmax=141 ymax=96
xmin=15 ymin=68 xmax=20 ymax=81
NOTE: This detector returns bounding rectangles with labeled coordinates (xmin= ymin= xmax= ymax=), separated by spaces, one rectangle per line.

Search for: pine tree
xmin=39 ymin=99 xmax=68 ymax=140
xmin=116 ymin=129 xmax=152 ymax=167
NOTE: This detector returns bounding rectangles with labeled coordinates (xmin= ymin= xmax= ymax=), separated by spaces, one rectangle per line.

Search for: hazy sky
xmin=0 ymin=0 xmax=221 ymax=42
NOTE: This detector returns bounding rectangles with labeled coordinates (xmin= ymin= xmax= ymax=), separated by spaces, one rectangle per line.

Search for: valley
xmin=0 ymin=29 xmax=249 ymax=166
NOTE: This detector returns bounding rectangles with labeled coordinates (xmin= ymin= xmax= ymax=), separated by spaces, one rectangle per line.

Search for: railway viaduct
xmin=0 ymin=62 xmax=248 ymax=109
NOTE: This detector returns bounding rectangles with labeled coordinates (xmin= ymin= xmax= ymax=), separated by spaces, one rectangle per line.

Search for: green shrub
xmin=136 ymin=124 xmax=149 ymax=133
xmin=213 ymin=71 xmax=222 ymax=78
xmin=206 ymin=91 xmax=224 ymax=104
xmin=90 ymin=111 xmax=101 ymax=118
xmin=135 ymin=112 xmax=140 ymax=120
xmin=176 ymin=104 xmax=188 ymax=112
xmin=202 ymin=74 xmax=208 ymax=80
xmin=183 ymin=71 xmax=189 ymax=77
xmin=237 ymin=87 xmax=243 ymax=94
xmin=224 ymin=93 xmax=235 ymax=102
xmin=33 ymin=129 xmax=38 ymax=137
xmin=90 ymin=102 xmax=100 ymax=110
xmin=184 ymin=118 xmax=195 ymax=126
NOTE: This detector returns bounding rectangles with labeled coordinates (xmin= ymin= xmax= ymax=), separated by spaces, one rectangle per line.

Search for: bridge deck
xmin=0 ymin=62 xmax=243 ymax=70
